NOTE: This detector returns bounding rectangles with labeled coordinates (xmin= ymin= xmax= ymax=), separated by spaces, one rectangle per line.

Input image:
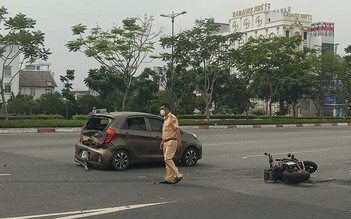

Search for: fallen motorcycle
xmin=264 ymin=152 xmax=318 ymax=183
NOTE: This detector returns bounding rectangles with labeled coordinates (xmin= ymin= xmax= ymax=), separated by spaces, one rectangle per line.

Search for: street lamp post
xmin=160 ymin=11 xmax=186 ymax=109
xmin=333 ymin=43 xmax=339 ymax=117
xmin=334 ymin=43 xmax=339 ymax=55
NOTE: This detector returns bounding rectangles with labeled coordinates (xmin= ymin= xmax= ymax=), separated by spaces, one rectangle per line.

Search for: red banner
xmin=311 ymin=22 xmax=334 ymax=36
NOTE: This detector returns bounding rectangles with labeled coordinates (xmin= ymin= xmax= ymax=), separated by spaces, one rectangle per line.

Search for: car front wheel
xmin=181 ymin=147 xmax=198 ymax=167
xmin=110 ymin=150 xmax=130 ymax=171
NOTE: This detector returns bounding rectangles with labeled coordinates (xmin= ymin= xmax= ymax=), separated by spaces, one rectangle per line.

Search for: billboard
xmin=311 ymin=22 xmax=334 ymax=36
xmin=325 ymin=96 xmax=343 ymax=105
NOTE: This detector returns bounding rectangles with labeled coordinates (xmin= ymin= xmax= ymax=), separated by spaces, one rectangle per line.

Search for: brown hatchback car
xmin=74 ymin=111 xmax=202 ymax=171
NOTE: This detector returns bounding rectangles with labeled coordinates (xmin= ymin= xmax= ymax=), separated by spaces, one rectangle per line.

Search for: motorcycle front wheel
xmin=282 ymin=171 xmax=310 ymax=183
xmin=303 ymin=161 xmax=318 ymax=174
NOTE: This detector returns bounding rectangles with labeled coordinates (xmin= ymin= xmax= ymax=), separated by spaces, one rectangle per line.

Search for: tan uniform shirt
xmin=162 ymin=113 xmax=179 ymax=140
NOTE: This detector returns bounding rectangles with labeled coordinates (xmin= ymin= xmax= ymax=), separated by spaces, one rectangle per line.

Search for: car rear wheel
xmin=181 ymin=147 xmax=198 ymax=167
xmin=110 ymin=150 xmax=130 ymax=171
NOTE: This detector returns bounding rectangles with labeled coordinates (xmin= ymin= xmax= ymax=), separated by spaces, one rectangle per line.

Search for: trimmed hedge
xmin=72 ymin=115 xmax=90 ymax=120
xmin=177 ymin=114 xmax=257 ymax=119
xmin=1 ymin=113 xmax=351 ymax=128
xmin=0 ymin=119 xmax=85 ymax=128
xmin=0 ymin=115 xmax=64 ymax=120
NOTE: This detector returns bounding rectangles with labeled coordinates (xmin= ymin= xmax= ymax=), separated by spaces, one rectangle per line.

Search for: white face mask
xmin=160 ymin=109 xmax=166 ymax=116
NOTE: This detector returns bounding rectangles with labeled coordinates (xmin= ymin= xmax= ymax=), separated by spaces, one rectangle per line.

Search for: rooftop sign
xmin=232 ymin=3 xmax=271 ymax=17
xmin=284 ymin=12 xmax=313 ymax=22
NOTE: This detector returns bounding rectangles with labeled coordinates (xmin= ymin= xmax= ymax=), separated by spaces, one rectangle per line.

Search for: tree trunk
xmin=202 ymin=93 xmax=211 ymax=121
xmin=292 ymin=103 xmax=296 ymax=117
xmin=269 ymin=101 xmax=273 ymax=122
xmin=122 ymin=89 xmax=128 ymax=111
xmin=267 ymin=97 xmax=272 ymax=122
xmin=205 ymin=103 xmax=210 ymax=121
xmin=319 ymin=100 xmax=325 ymax=119
xmin=121 ymin=75 xmax=133 ymax=111
xmin=0 ymin=85 xmax=9 ymax=121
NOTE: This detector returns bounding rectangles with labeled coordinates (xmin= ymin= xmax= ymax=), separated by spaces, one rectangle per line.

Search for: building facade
xmin=229 ymin=3 xmax=312 ymax=49
xmin=227 ymin=3 xmax=336 ymax=116
xmin=19 ymin=62 xmax=57 ymax=99
xmin=0 ymin=45 xmax=20 ymax=107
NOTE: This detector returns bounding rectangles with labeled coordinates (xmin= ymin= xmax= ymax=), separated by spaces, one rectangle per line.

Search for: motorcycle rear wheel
xmin=303 ymin=161 xmax=318 ymax=174
xmin=282 ymin=171 xmax=310 ymax=183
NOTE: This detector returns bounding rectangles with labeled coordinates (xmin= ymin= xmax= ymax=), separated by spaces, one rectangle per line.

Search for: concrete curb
xmin=180 ymin=122 xmax=351 ymax=130
xmin=1 ymin=123 xmax=351 ymax=134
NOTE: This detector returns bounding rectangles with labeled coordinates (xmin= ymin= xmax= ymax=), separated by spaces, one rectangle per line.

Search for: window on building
xmin=30 ymin=88 xmax=36 ymax=97
xmin=286 ymin=31 xmax=290 ymax=37
xmin=4 ymin=84 xmax=11 ymax=93
xmin=239 ymin=39 xmax=244 ymax=47
xmin=45 ymin=88 xmax=52 ymax=94
xmin=269 ymin=33 xmax=275 ymax=38
xmin=4 ymin=67 xmax=11 ymax=76
xmin=303 ymin=32 xmax=308 ymax=40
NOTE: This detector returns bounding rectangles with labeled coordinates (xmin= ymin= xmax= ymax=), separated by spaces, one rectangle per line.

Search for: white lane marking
xmin=1 ymin=202 xmax=169 ymax=219
xmin=205 ymin=141 xmax=256 ymax=146
xmin=58 ymin=195 xmax=86 ymax=201
xmin=242 ymin=149 xmax=330 ymax=159
xmin=0 ymin=174 xmax=11 ymax=176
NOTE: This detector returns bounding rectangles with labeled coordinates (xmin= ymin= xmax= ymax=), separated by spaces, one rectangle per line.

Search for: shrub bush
xmin=72 ymin=115 xmax=90 ymax=120
xmin=0 ymin=119 xmax=85 ymax=128
xmin=0 ymin=114 xmax=64 ymax=120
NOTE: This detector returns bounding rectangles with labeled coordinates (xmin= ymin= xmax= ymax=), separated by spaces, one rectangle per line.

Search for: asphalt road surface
xmin=1 ymin=126 xmax=351 ymax=218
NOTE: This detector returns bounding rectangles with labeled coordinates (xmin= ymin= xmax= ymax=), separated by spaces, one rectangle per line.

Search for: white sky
xmin=1 ymin=0 xmax=350 ymax=90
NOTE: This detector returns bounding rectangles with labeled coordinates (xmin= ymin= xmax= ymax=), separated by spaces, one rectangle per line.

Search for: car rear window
xmin=85 ymin=117 xmax=112 ymax=131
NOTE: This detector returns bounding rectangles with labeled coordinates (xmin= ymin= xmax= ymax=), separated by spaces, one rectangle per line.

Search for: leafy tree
xmin=160 ymin=18 xmax=241 ymax=120
xmin=66 ymin=15 xmax=161 ymax=111
xmin=127 ymin=68 xmax=160 ymax=112
xmin=333 ymin=47 xmax=350 ymax=117
xmin=7 ymin=94 xmax=35 ymax=114
xmin=0 ymin=6 xmax=51 ymax=120
xmin=35 ymin=93 xmax=65 ymax=115
xmin=213 ymin=70 xmax=252 ymax=114
xmin=60 ymin=69 xmax=77 ymax=118
xmin=237 ymin=36 xmax=310 ymax=120
xmin=156 ymin=64 xmax=197 ymax=112
xmin=278 ymin=78 xmax=311 ymax=116
xmin=306 ymin=52 xmax=336 ymax=118
xmin=151 ymin=90 xmax=169 ymax=115
xmin=84 ymin=66 xmax=125 ymax=111
xmin=76 ymin=94 xmax=103 ymax=115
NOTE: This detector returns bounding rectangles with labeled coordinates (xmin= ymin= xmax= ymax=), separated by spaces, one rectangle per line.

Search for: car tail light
xmin=97 ymin=154 xmax=102 ymax=163
xmin=103 ymin=128 xmax=116 ymax=144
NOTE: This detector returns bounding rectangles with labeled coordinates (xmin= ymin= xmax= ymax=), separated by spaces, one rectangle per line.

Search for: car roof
xmin=91 ymin=111 xmax=161 ymax=119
